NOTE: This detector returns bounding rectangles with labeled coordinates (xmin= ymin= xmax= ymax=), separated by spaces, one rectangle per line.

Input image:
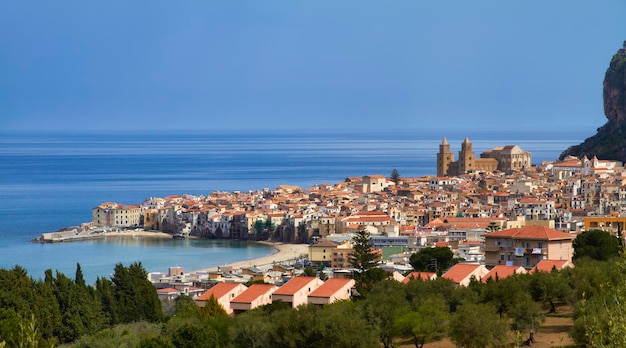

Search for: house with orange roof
xmin=272 ymin=276 xmax=324 ymax=308
xmin=549 ymin=158 xmax=583 ymax=175
xmin=157 ymin=287 xmax=180 ymax=301
xmin=442 ymin=263 xmax=489 ymax=286
xmin=530 ymin=259 xmax=574 ymax=273
xmin=92 ymin=202 xmax=142 ymax=228
xmin=338 ymin=213 xmax=396 ymax=234
xmin=230 ymin=284 xmax=278 ymax=314
xmin=360 ymin=175 xmax=388 ymax=193
xmin=481 ymin=265 xmax=527 ymax=283
xmin=483 ymin=226 xmax=575 ymax=269
xmin=308 ymin=278 xmax=355 ymax=305
xmin=309 ymin=240 xmax=341 ymax=267
xmin=195 ymin=282 xmax=247 ymax=315
xmin=401 ymin=272 xmax=437 ymax=283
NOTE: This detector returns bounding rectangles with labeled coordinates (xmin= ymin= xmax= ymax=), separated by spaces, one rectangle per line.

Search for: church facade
xmin=437 ymin=137 xmax=532 ymax=177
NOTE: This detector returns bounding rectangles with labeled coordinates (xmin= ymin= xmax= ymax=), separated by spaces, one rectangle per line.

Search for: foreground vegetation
xmin=0 ymin=230 xmax=625 ymax=347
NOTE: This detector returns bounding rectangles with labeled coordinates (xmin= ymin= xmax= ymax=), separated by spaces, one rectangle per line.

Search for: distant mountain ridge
xmin=560 ymin=41 xmax=626 ymax=162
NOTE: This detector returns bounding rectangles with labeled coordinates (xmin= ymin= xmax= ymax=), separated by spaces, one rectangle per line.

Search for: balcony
xmin=484 ymin=245 xmax=503 ymax=252
xmin=525 ymin=248 xmax=546 ymax=255
xmin=485 ymin=245 xmax=514 ymax=253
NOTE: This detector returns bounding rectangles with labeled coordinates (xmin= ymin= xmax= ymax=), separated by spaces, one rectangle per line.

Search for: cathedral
xmin=437 ymin=137 xmax=532 ymax=177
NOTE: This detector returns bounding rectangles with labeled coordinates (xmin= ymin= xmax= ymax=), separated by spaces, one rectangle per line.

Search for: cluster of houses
xmin=154 ymin=256 xmax=573 ymax=316
xmin=87 ymin=141 xmax=626 ymax=311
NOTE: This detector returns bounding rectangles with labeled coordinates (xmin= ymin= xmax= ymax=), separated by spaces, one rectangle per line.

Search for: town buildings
xmin=90 ymin=140 xmax=626 ymax=302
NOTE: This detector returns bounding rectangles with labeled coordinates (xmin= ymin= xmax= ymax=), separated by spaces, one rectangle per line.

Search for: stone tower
xmin=437 ymin=137 xmax=454 ymax=177
xmin=458 ymin=137 xmax=475 ymax=173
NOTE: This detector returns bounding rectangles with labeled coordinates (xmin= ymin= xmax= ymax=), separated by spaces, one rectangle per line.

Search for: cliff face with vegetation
xmin=560 ymin=41 xmax=626 ymax=162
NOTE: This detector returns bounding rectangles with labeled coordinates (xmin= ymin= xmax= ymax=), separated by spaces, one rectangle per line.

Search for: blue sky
xmin=1 ymin=1 xmax=624 ymax=133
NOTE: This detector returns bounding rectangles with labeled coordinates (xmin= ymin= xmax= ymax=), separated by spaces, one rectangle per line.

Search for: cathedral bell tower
xmin=437 ymin=137 xmax=453 ymax=177
xmin=458 ymin=137 xmax=475 ymax=173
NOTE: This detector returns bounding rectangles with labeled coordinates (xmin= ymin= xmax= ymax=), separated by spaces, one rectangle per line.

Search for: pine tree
xmin=390 ymin=169 xmax=400 ymax=185
xmin=348 ymin=228 xmax=378 ymax=272
xmin=75 ymin=263 xmax=85 ymax=287
xmin=200 ymin=294 xmax=228 ymax=318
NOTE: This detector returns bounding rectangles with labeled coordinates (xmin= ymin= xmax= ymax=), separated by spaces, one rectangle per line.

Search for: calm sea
xmin=0 ymin=129 xmax=587 ymax=283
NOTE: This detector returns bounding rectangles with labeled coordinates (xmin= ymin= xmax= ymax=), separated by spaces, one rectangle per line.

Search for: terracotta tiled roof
xmin=309 ymin=278 xmax=354 ymax=298
xmin=482 ymin=266 xmax=526 ymax=283
xmin=553 ymin=161 xmax=582 ymax=167
xmin=401 ymin=272 xmax=436 ymax=283
xmin=442 ymin=264 xmax=482 ymax=284
xmin=311 ymin=240 xmax=340 ymax=247
xmin=157 ymin=287 xmax=179 ymax=294
xmin=273 ymin=276 xmax=318 ymax=296
xmin=231 ymin=284 xmax=277 ymax=304
xmin=531 ymin=259 xmax=573 ymax=273
xmin=484 ymin=226 xmax=575 ymax=241
xmin=196 ymin=282 xmax=243 ymax=301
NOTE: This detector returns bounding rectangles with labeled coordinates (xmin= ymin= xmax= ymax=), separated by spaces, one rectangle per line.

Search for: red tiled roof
xmin=442 ymin=264 xmax=482 ymax=284
xmin=231 ymin=284 xmax=277 ymax=304
xmin=401 ymin=272 xmax=436 ymax=283
xmin=309 ymin=278 xmax=354 ymax=298
xmin=311 ymin=240 xmax=340 ymax=247
xmin=484 ymin=226 xmax=575 ymax=241
xmin=157 ymin=287 xmax=180 ymax=294
xmin=353 ymin=211 xmax=389 ymax=216
xmin=531 ymin=259 xmax=573 ymax=273
xmin=553 ymin=161 xmax=582 ymax=167
xmin=196 ymin=282 xmax=243 ymax=301
xmin=482 ymin=266 xmax=525 ymax=283
xmin=273 ymin=276 xmax=318 ymax=296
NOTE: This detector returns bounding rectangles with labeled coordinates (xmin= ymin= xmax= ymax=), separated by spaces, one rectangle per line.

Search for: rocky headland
xmin=561 ymin=41 xmax=626 ymax=162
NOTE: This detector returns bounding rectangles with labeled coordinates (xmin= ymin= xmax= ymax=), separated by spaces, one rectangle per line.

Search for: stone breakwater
xmin=32 ymin=228 xmax=104 ymax=243
xmin=32 ymin=227 xmax=173 ymax=243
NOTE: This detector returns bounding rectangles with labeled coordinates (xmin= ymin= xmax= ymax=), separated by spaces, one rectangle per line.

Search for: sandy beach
xmin=101 ymin=230 xmax=310 ymax=273
xmin=196 ymin=241 xmax=310 ymax=273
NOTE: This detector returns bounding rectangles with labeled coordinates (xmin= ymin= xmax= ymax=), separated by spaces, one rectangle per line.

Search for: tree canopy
xmin=5 ymin=247 xmax=626 ymax=346
xmin=573 ymin=229 xmax=621 ymax=261
xmin=409 ymin=246 xmax=457 ymax=274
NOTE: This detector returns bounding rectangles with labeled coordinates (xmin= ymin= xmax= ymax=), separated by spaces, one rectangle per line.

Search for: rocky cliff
xmin=560 ymin=41 xmax=626 ymax=162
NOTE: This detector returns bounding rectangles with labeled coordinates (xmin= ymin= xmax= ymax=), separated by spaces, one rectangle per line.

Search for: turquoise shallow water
xmin=3 ymin=236 xmax=275 ymax=285
xmin=0 ymin=130 xmax=587 ymax=283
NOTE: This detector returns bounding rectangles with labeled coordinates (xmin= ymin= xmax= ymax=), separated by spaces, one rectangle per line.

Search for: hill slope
xmin=560 ymin=41 xmax=626 ymax=162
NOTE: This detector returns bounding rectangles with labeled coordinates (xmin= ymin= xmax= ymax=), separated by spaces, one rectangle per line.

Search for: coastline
xmin=39 ymin=230 xmax=309 ymax=272
xmin=101 ymin=230 xmax=173 ymax=239
xmin=99 ymin=231 xmax=310 ymax=273
xmin=33 ymin=228 xmax=310 ymax=274
xmin=194 ymin=241 xmax=310 ymax=273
